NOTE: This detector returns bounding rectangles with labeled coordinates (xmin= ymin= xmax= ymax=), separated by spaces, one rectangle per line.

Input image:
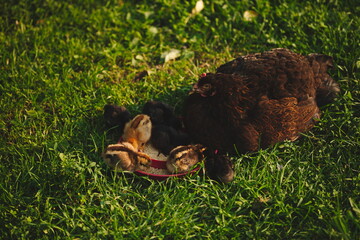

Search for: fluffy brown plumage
xmin=183 ymin=48 xmax=340 ymax=154
xmin=103 ymin=104 xmax=131 ymax=131
xmin=204 ymin=150 xmax=234 ymax=183
xmin=151 ymin=125 xmax=190 ymax=155
xmin=142 ymin=100 xmax=190 ymax=155
xmin=142 ymin=100 xmax=182 ymax=128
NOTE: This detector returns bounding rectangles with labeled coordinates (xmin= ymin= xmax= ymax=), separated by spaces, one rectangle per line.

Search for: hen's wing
xmin=252 ymin=97 xmax=299 ymax=147
xmin=251 ymin=96 xmax=319 ymax=148
xmin=295 ymin=96 xmax=320 ymax=133
xmin=217 ymin=48 xmax=317 ymax=100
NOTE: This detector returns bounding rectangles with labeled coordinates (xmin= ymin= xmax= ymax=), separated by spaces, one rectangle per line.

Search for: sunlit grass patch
xmin=1 ymin=0 xmax=359 ymax=239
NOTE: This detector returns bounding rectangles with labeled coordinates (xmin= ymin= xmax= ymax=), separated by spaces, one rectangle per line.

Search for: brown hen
xmin=183 ymin=48 xmax=339 ymax=154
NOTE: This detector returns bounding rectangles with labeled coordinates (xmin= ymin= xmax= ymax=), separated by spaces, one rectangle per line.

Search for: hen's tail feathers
xmin=307 ymin=53 xmax=340 ymax=107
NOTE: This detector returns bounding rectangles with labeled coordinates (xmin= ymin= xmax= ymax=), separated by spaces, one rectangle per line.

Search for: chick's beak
xmin=189 ymin=83 xmax=199 ymax=95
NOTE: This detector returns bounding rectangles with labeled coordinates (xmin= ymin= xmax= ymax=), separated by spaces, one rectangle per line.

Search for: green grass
xmin=1 ymin=0 xmax=359 ymax=239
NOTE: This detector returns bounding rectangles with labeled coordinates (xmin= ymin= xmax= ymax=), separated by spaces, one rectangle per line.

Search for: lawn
xmin=1 ymin=0 xmax=359 ymax=239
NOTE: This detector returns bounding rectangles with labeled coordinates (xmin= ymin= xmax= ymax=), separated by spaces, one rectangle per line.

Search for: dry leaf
xmin=243 ymin=10 xmax=258 ymax=21
xmin=148 ymin=26 xmax=158 ymax=35
xmin=192 ymin=0 xmax=204 ymax=15
xmin=161 ymin=49 xmax=181 ymax=62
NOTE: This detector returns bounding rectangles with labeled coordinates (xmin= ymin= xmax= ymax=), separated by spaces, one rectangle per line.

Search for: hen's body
xmin=184 ymin=48 xmax=339 ymax=153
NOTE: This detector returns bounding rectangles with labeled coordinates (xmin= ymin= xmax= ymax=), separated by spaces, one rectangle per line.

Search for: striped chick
xmin=166 ymin=144 xmax=206 ymax=173
xmin=102 ymin=142 xmax=151 ymax=172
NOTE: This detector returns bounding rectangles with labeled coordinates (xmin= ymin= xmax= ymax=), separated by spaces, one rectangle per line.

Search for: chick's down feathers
xmin=102 ymin=143 xmax=151 ymax=172
xmin=166 ymin=144 xmax=206 ymax=173
xmin=122 ymin=114 xmax=152 ymax=151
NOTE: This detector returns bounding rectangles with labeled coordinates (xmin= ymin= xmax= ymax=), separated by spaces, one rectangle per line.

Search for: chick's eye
xmin=201 ymin=83 xmax=211 ymax=91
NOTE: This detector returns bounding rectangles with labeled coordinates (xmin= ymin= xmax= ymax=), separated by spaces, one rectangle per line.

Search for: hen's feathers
xmin=217 ymin=48 xmax=316 ymax=99
xmin=184 ymin=48 xmax=339 ymax=153
xmin=307 ymin=53 xmax=340 ymax=106
xmin=217 ymin=48 xmax=339 ymax=106
xmin=253 ymin=96 xmax=319 ymax=148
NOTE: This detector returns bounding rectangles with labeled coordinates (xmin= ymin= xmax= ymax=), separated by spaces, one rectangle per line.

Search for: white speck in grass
xmin=148 ymin=26 xmax=158 ymax=35
xmin=192 ymin=0 xmax=204 ymax=15
xmin=131 ymin=58 xmax=137 ymax=66
xmin=161 ymin=49 xmax=181 ymax=62
xmin=243 ymin=10 xmax=258 ymax=21
xmin=97 ymin=73 xmax=104 ymax=80
xmin=59 ymin=153 xmax=67 ymax=161
xmin=143 ymin=11 xmax=153 ymax=19
xmin=277 ymin=163 xmax=284 ymax=170
xmin=135 ymin=55 xmax=144 ymax=60
xmin=130 ymin=37 xmax=139 ymax=47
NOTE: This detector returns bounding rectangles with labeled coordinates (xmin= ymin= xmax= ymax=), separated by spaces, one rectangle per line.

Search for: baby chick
xmin=102 ymin=142 xmax=151 ymax=172
xmin=166 ymin=144 xmax=206 ymax=173
xmin=151 ymin=125 xmax=190 ymax=155
xmin=204 ymin=149 xmax=234 ymax=183
xmin=103 ymin=104 xmax=131 ymax=131
xmin=122 ymin=114 xmax=152 ymax=151
xmin=142 ymin=100 xmax=189 ymax=155
xmin=142 ymin=100 xmax=182 ymax=129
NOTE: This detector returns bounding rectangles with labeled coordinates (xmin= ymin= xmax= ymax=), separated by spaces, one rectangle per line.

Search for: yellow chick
xmin=122 ymin=114 xmax=152 ymax=151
